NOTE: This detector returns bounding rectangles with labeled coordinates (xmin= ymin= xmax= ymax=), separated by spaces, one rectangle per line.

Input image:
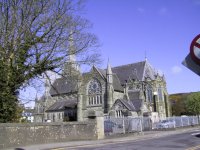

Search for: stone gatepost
xmin=87 ymin=110 xmax=105 ymax=139
xmin=96 ymin=116 xmax=104 ymax=139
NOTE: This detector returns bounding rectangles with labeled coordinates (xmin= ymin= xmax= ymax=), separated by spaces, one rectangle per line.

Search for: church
xmin=34 ymin=55 xmax=171 ymax=122
xmin=34 ymin=34 xmax=170 ymax=122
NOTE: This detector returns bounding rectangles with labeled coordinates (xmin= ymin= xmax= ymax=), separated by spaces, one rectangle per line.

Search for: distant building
xmin=22 ymin=107 xmax=34 ymax=122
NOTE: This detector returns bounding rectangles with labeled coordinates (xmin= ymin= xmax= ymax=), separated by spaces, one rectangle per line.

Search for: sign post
xmin=182 ymin=34 xmax=200 ymax=76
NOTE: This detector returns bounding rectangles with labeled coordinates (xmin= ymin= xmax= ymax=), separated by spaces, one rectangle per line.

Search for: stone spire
xmin=106 ymin=59 xmax=113 ymax=84
xmin=68 ymin=31 xmax=76 ymax=63
xmin=63 ymin=31 xmax=80 ymax=75
xmin=145 ymin=50 xmax=147 ymax=62
xmin=44 ymin=77 xmax=50 ymax=97
xmin=106 ymin=59 xmax=113 ymax=113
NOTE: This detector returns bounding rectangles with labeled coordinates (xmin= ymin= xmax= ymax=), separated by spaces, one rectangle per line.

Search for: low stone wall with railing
xmin=104 ymin=116 xmax=200 ymax=135
xmin=0 ymin=121 xmax=99 ymax=149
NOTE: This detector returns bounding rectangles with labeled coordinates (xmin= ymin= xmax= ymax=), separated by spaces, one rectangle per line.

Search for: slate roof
xmin=112 ymin=74 xmax=124 ymax=92
xmin=95 ymin=61 xmax=157 ymax=92
xmin=49 ymin=78 xmax=77 ymax=96
xmin=128 ymin=91 xmax=140 ymax=100
xmin=46 ymin=100 xmax=77 ymax=112
xmin=49 ymin=60 xmax=157 ymax=95
xmin=94 ymin=67 xmax=106 ymax=80
xmin=97 ymin=68 xmax=106 ymax=78
xmin=119 ymin=99 xmax=136 ymax=111
xmin=112 ymin=61 xmax=146 ymax=84
xmin=114 ymin=99 xmax=142 ymax=112
xmin=130 ymin=99 xmax=142 ymax=112
xmin=112 ymin=60 xmax=157 ymax=84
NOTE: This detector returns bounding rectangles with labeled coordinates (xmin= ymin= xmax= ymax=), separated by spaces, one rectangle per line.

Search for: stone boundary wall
xmin=0 ymin=121 xmax=98 ymax=149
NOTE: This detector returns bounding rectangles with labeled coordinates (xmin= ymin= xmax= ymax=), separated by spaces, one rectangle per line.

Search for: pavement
xmin=6 ymin=126 xmax=200 ymax=150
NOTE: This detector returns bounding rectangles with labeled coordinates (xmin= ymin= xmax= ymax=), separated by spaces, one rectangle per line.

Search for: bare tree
xmin=0 ymin=0 xmax=100 ymax=122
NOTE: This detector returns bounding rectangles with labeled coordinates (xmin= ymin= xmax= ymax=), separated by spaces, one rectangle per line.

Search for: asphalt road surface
xmin=57 ymin=130 xmax=200 ymax=150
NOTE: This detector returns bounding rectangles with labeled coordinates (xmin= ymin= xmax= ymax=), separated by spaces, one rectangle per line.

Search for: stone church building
xmin=34 ymin=55 xmax=171 ymax=122
xmin=34 ymin=35 xmax=170 ymax=122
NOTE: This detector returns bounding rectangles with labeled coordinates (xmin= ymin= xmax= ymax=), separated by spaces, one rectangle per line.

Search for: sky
xmin=21 ymin=0 xmax=200 ymax=107
xmin=82 ymin=0 xmax=200 ymax=94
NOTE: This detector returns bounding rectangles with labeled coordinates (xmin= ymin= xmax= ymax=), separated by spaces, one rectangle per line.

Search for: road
xmin=53 ymin=130 xmax=200 ymax=150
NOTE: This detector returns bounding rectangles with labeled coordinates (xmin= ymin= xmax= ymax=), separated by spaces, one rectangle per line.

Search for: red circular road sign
xmin=190 ymin=34 xmax=200 ymax=65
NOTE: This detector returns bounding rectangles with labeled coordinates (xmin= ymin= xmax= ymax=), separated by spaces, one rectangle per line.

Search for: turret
xmin=106 ymin=61 xmax=113 ymax=84
xmin=106 ymin=61 xmax=113 ymax=113
xmin=44 ymin=77 xmax=51 ymax=98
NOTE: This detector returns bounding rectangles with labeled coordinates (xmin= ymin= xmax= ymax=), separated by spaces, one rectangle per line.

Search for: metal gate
xmin=104 ymin=116 xmax=152 ymax=136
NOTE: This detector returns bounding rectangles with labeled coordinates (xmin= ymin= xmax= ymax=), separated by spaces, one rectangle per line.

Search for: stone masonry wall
xmin=0 ymin=121 xmax=98 ymax=149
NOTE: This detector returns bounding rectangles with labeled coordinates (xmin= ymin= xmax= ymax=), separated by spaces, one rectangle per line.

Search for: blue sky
xmin=21 ymin=0 xmax=200 ymax=107
xmin=83 ymin=0 xmax=200 ymax=94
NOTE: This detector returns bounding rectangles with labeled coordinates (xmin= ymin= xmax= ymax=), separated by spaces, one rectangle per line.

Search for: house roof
xmin=46 ymin=100 xmax=77 ymax=112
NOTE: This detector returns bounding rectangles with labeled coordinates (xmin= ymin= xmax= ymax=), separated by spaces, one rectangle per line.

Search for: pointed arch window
xmin=88 ymin=78 xmax=102 ymax=106
xmin=147 ymin=85 xmax=153 ymax=103
xmin=158 ymin=87 xmax=163 ymax=101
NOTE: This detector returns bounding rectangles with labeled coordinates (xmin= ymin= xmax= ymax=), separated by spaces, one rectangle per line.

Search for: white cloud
xmin=171 ymin=66 xmax=182 ymax=74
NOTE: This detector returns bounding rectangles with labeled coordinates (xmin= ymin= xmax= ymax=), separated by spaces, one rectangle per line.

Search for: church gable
xmin=111 ymin=99 xmax=140 ymax=117
xmin=91 ymin=66 xmax=106 ymax=81
xmin=142 ymin=60 xmax=157 ymax=80
xmin=112 ymin=99 xmax=136 ymax=111
xmin=82 ymin=67 xmax=106 ymax=94
xmin=112 ymin=99 xmax=126 ymax=110
xmin=82 ymin=66 xmax=106 ymax=84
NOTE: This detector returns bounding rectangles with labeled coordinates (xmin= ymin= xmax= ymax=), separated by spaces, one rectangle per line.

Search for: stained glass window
xmin=88 ymin=78 xmax=102 ymax=105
